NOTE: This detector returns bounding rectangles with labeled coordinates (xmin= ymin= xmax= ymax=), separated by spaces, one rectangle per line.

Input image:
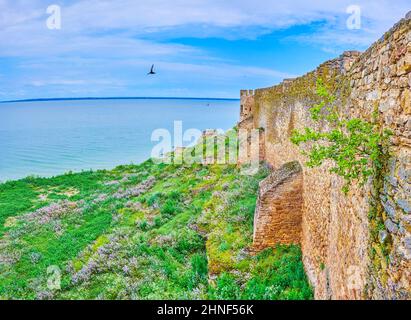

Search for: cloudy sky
xmin=0 ymin=0 xmax=409 ymax=100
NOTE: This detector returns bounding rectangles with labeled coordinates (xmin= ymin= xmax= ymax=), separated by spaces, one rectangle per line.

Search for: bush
xmin=291 ymin=78 xmax=391 ymax=193
xmin=160 ymin=200 xmax=180 ymax=217
xmin=175 ymin=230 xmax=204 ymax=254
xmin=208 ymin=273 xmax=240 ymax=300
xmin=191 ymin=253 xmax=208 ymax=278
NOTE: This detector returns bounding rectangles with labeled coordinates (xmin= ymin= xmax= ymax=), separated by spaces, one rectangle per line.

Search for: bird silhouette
xmin=147 ymin=64 xmax=156 ymax=75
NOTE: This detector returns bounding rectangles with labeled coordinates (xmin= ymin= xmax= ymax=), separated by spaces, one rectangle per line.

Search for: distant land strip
xmin=0 ymin=97 xmax=240 ymax=104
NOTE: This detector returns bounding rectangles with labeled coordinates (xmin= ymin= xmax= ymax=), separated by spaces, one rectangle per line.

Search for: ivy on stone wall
xmin=290 ymin=79 xmax=392 ymax=193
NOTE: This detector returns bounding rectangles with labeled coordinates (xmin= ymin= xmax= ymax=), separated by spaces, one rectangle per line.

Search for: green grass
xmin=0 ymin=134 xmax=313 ymax=300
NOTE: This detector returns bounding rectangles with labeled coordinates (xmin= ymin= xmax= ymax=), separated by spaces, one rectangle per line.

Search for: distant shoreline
xmin=0 ymin=96 xmax=240 ymax=104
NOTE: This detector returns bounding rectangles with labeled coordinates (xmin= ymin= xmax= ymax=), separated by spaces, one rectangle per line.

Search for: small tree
xmin=290 ymin=79 xmax=391 ymax=193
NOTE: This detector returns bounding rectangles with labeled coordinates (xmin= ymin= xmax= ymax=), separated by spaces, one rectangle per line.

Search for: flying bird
xmin=147 ymin=64 xmax=156 ymax=75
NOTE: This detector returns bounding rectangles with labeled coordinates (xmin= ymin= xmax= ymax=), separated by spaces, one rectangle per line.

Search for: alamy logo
xmin=46 ymin=5 xmax=62 ymax=30
xmin=347 ymin=265 xmax=363 ymax=290
xmin=150 ymin=121 xmax=261 ymax=175
xmin=47 ymin=265 xmax=61 ymax=290
xmin=346 ymin=5 xmax=361 ymax=30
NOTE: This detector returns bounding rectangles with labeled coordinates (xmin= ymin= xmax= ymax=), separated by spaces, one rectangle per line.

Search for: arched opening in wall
xmin=252 ymin=161 xmax=303 ymax=252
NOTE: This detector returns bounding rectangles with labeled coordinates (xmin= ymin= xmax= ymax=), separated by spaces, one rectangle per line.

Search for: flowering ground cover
xmin=0 ymin=132 xmax=312 ymax=300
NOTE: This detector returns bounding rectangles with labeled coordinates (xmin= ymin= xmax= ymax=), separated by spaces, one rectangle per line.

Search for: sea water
xmin=0 ymin=98 xmax=239 ymax=182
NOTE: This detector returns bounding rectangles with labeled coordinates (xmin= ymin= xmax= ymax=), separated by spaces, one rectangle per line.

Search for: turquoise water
xmin=0 ymin=98 xmax=239 ymax=182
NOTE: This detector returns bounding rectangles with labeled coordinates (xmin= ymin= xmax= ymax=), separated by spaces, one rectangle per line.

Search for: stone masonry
xmin=239 ymin=13 xmax=411 ymax=299
xmin=253 ymin=161 xmax=303 ymax=251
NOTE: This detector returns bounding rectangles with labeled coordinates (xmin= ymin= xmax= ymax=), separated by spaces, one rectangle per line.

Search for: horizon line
xmin=0 ymin=96 xmax=240 ymax=104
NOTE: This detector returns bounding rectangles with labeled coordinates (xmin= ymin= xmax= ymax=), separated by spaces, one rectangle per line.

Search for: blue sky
xmin=0 ymin=0 xmax=409 ymax=100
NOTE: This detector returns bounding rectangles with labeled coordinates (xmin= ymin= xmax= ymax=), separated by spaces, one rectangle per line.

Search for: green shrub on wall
xmin=290 ymin=79 xmax=391 ymax=193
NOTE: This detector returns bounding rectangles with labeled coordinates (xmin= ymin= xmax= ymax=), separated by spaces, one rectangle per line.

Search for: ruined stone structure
xmin=240 ymin=89 xmax=255 ymax=122
xmin=240 ymin=13 xmax=411 ymax=299
xmin=253 ymin=161 xmax=303 ymax=251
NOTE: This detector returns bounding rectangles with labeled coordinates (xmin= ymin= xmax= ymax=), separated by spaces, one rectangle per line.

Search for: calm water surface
xmin=0 ymin=99 xmax=239 ymax=182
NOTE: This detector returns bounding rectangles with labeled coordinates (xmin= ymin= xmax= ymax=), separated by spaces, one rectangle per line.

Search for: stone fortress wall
xmin=239 ymin=13 xmax=410 ymax=299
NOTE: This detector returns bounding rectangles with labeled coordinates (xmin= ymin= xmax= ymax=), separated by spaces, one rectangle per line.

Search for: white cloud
xmin=1 ymin=0 xmax=409 ymax=40
xmin=48 ymin=0 xmax=410 ymax=34
xmin=0 ymin=0 xmax=409 ymax=100
xmin=1 ymin=0 xmax=406 ymax=61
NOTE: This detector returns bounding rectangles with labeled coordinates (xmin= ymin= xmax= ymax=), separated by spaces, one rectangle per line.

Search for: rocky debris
xmin=379 ymin=230 xmax=389 ymax=244
xmin=397 ymin=199 xmax=411 ymax=214
xmin=385 ymin=219 xmax=399 ymax=234
xmin=404 ymin=237 xmax=411 ymax=258
xmin=236 ymin=248 xmax=250 ymax=261
xmin=382 ymin=199 xmax=397 ymax=219
xmin=340 ymin=51 xmax=361 ymax=72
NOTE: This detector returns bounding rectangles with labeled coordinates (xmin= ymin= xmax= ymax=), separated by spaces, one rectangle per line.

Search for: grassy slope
xmin=0 ymin=133 xmax=312 ymax=300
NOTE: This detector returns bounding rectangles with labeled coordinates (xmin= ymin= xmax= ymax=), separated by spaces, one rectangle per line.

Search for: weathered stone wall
xmin=240 ymin=89 xmax=255 ymax=121
xmin=239 ymin=13 xmax=410 ymax=299
xmin=253 ymin=161 xmax=303 ymax=251
xmin=238 ymin=127 xmax=265 ymax=166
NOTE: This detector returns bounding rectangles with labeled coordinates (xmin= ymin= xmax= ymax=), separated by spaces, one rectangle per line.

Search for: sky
xmin=0 ymin=0 xmax=409 ymax=100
